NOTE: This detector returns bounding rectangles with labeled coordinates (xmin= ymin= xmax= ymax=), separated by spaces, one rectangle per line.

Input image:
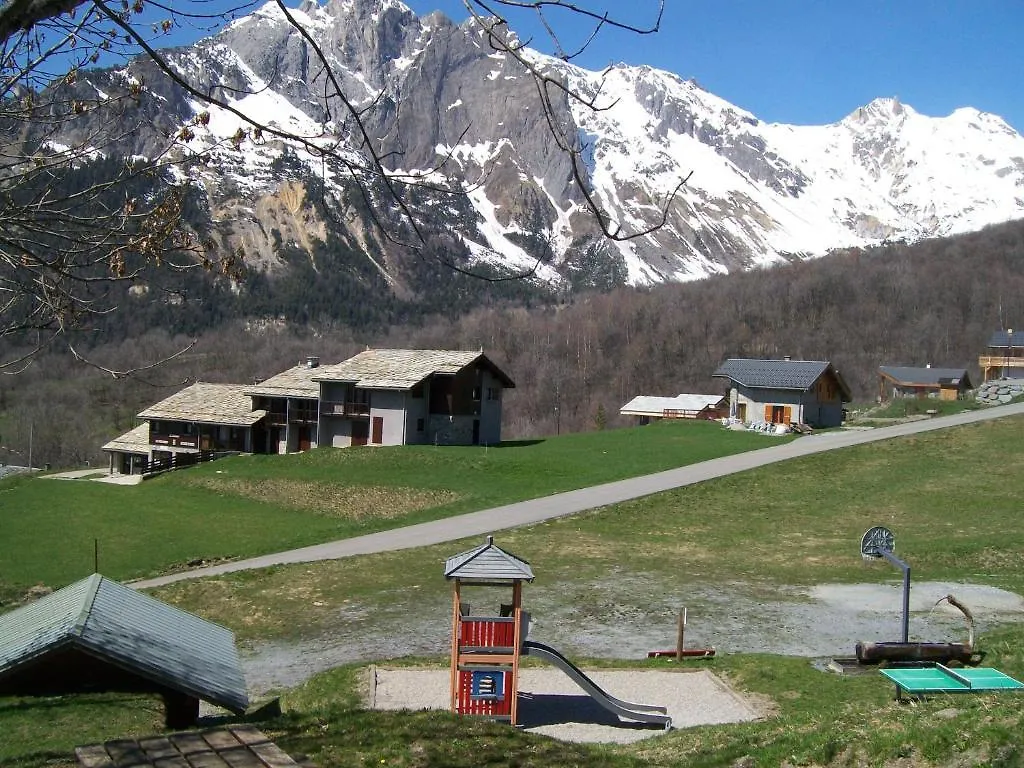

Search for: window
xmin=416 ymin=418 xmax=424 ymax=432
xmin=487 ymin=387 xmax=500 ymax=401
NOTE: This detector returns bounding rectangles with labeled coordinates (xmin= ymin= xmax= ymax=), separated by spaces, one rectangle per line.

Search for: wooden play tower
xmin=444 ymin=535 xmax=534 ymax=724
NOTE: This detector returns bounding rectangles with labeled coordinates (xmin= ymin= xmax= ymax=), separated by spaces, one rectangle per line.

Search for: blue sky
xmin=403 ymin=1 xmax=1024 ymax=132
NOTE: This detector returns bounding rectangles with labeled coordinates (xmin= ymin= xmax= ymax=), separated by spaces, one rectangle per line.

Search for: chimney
xmin=305 ymin=356 xmax=320 ymax=369
xmin=926 ymin=363 xmax=931 ymax=369
xmin=783 ymin=355 xmax=791 ymax=361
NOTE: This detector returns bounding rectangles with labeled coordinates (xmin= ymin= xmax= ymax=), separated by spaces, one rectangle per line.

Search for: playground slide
xmin=521 ymin=640 xmax=672 ymax=727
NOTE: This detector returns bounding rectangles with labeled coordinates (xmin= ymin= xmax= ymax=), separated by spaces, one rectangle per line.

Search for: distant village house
xmin=713 ymin=358 xmax=852 ymax=428
xmin=979 ymin=329 xmax=1024 ymax=382
xmin=619 ymin=394 xmax=727 ymax=425
xmin=878 ymin=365 xmax=973 ymax=402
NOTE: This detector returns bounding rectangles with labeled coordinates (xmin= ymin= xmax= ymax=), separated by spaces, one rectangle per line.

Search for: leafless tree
xmin=0 ymin=0 xmax=670 ymax=373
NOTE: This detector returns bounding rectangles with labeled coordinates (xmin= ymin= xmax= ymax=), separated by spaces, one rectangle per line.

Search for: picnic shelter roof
xmin=0 ymin=574 xmax=248 ymax=712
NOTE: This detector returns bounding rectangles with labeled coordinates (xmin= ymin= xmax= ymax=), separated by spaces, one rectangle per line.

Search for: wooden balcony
xmin=978 ymin=355 xmax=1024 ymax=367
xmin=266 ymin=409 xmax=318 ymax=424
xmin=320 ymin=401 xmax=370 ymax=418
xmin=150 ymin=433 xmax=199 ymax=449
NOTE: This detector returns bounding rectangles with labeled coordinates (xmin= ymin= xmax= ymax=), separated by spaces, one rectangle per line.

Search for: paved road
xmin=132 ymin=403 xmax=1024 ymax=589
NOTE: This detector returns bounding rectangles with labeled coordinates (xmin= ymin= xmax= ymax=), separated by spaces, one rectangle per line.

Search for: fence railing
xmin=142 ymin=450 xmax=236 ymax=476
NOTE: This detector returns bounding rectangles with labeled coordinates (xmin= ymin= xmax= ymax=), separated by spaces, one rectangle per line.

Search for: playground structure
xmin=445 ymin=536 xmax=671 ymax=728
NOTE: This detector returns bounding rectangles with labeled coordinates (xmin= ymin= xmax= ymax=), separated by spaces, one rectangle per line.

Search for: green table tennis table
xmin=881 ymin=664 xmax=1024 ymax=700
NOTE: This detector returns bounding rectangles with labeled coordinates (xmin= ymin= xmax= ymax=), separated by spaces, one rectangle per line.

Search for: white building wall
xmin=371 ymin=390 xmax=407 ymax=445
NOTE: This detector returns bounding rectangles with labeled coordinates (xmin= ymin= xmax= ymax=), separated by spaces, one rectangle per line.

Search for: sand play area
xmin=367 ymin=666 xmax=762 ymax=744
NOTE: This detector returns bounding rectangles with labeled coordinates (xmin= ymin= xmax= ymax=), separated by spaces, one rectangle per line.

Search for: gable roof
xmin=444 ymin=536 xmax=534 ymax=582
xmin=620 ymin=393 xmax=726 ymax=416
xmin=0 ymin=574 xmax=248 ymax=712
xmin=101 ymin=423 xmax=152 ymax=454
xmin=879 ymin=366 xmax=973 ymax=388
xmin=713 ymin=358 xmax=853 ymax=400
xmin=243 ymin=362 xmax=323 ymax=399
xmin=313 ymin=349 xmax=515 ymax=390
xmin=987 ymin=330 xmax=1024 ymax=348
xmin=137 ymin=383 xmax=265 ymax=427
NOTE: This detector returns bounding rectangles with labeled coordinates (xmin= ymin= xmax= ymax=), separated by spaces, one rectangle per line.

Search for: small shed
xmin=619 ymin=394 xmax=728 ymax=425
xmin=0 ymin=574 xmax=248 ymax=727
xmin=878 ymin=366 xmax=973 ymax=401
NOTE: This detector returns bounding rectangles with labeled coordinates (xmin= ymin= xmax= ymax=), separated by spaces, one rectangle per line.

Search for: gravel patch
xmin=240 ymin=580 xmax=1024 ymax=695
xmin=368 ymin=666 xmax=760 ymax=744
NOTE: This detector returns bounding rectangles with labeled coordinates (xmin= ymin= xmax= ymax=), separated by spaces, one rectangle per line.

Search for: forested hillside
xmin=2 ymin=219 xmax=1022 ymax=469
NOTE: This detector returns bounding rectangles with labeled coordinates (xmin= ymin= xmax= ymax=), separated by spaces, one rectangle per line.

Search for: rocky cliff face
xmin=55 ymin=0 xmax=1024 ymax=291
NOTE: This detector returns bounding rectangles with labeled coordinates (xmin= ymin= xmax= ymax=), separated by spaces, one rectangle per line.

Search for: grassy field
xmin=4 ymin=414 xmax=1024 ymax=767
xmin=0 ymin=420 xmax=776 ymax=603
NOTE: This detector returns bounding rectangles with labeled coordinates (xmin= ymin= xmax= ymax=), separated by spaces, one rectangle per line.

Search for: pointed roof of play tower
xmin=444 ymin=536 xmax=534 ymax=583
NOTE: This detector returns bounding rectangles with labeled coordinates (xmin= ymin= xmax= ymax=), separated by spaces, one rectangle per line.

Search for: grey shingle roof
xmin=879 ymin=366 xmax=972 ymax=387
xmin=714 ymin=359 xmax=828 ymax=390
xmin=137 ymin=383 xmax=265 ymax=427
xmin=0 ymin=574 xmax=248 ymax=712
xmin=987 ymin=330 xmax=1024 ymax=348
xmin=314 ymin=349 xmax=515 ymax=390
xmin=444 ymin=537 xmax=534 ymax=582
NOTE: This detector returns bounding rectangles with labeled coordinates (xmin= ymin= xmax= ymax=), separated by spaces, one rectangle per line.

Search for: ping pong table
xmin=881 ymin=663 xmax=1023 ymax=701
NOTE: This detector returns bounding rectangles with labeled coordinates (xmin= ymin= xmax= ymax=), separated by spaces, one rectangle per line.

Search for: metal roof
xmin=444 ymin=536 xmax=534 ymax=582
xmin=0 ymin=574 xmax=248 ymax=712
xmin=879 ymin=366 xmax=972 ymax=388
xmin=713 ymin=358 xmax=853 ymax=400
xmin=101 ymin=423 xmax=152 ymax=454
xmin=137 ymin=383 xmax=266 ymax=427
xmin=987 ymin=330 xmax=1024 ymax=348
xmin=313 ymin=349 xmax=515 ymax=390
xmin=620 ymin=393 xmax=725 ymax=415
xmin=243 ymin=362 xmax=323 ymax=399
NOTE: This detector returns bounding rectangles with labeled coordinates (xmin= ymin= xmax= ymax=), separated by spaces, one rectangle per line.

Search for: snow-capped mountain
xmin=56 ymin=0 xmax=1024 ymax=289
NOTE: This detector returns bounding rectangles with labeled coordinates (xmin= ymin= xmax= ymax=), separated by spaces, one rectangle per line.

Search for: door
xmin=298 ymin=426 xmax=312 ymax=451
xmin=352 ymin=420 xmax=368 ymax=447
xmin=472 ymin=419 xmax=480 ymax=446
xmin=371 ymin=416 xmax=383 ymax=444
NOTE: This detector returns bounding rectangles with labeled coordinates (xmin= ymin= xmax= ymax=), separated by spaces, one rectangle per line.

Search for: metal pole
xmin=880 ymin=550 xmax=911 ymax=643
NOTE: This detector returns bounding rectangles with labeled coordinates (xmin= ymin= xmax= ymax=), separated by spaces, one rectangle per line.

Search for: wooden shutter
xmin=764 ymin=404 xmax=772 ymax=422
xmin=784 ymin=406 xmax=792 ymax=424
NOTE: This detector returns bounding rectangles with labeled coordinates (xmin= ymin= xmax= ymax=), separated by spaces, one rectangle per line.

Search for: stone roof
xmin=137 ymin=383 xmax=265 ymax=427
xmin=713 ymin=358 xmax=853 ymax=400
xmin=314 ymin=349 xmax=515 ymax=390
xmin=101 ymin=423 xmax=151 ymax=454
xmin=620 ymin=393 xmax=726 ymax=416
xmin=879 ymin=366 xmax=972 ymax=387
xmin=0 ymin=574 xmax=248 ymax=713
xmin=444 ymin=536 xmax=534 ymax=582
xmin=243 ymin=362 xmax=323 ymax=399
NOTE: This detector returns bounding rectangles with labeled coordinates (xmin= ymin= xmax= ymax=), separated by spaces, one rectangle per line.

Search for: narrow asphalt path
xmin=132 ymin=403 xmax=1024 ymax=589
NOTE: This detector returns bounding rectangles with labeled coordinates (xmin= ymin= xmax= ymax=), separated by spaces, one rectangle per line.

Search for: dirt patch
xmin=239 ymin=580 xmax=1024 ymax=696
xmin=183 ymin=477 xmax=458 ymax=520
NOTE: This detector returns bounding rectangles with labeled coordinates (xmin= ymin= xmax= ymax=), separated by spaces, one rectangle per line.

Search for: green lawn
xmin=0 ymin=420 xmax=777 ymax=601
xmin=5 ymin=415 xmax=1024 ymax=767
